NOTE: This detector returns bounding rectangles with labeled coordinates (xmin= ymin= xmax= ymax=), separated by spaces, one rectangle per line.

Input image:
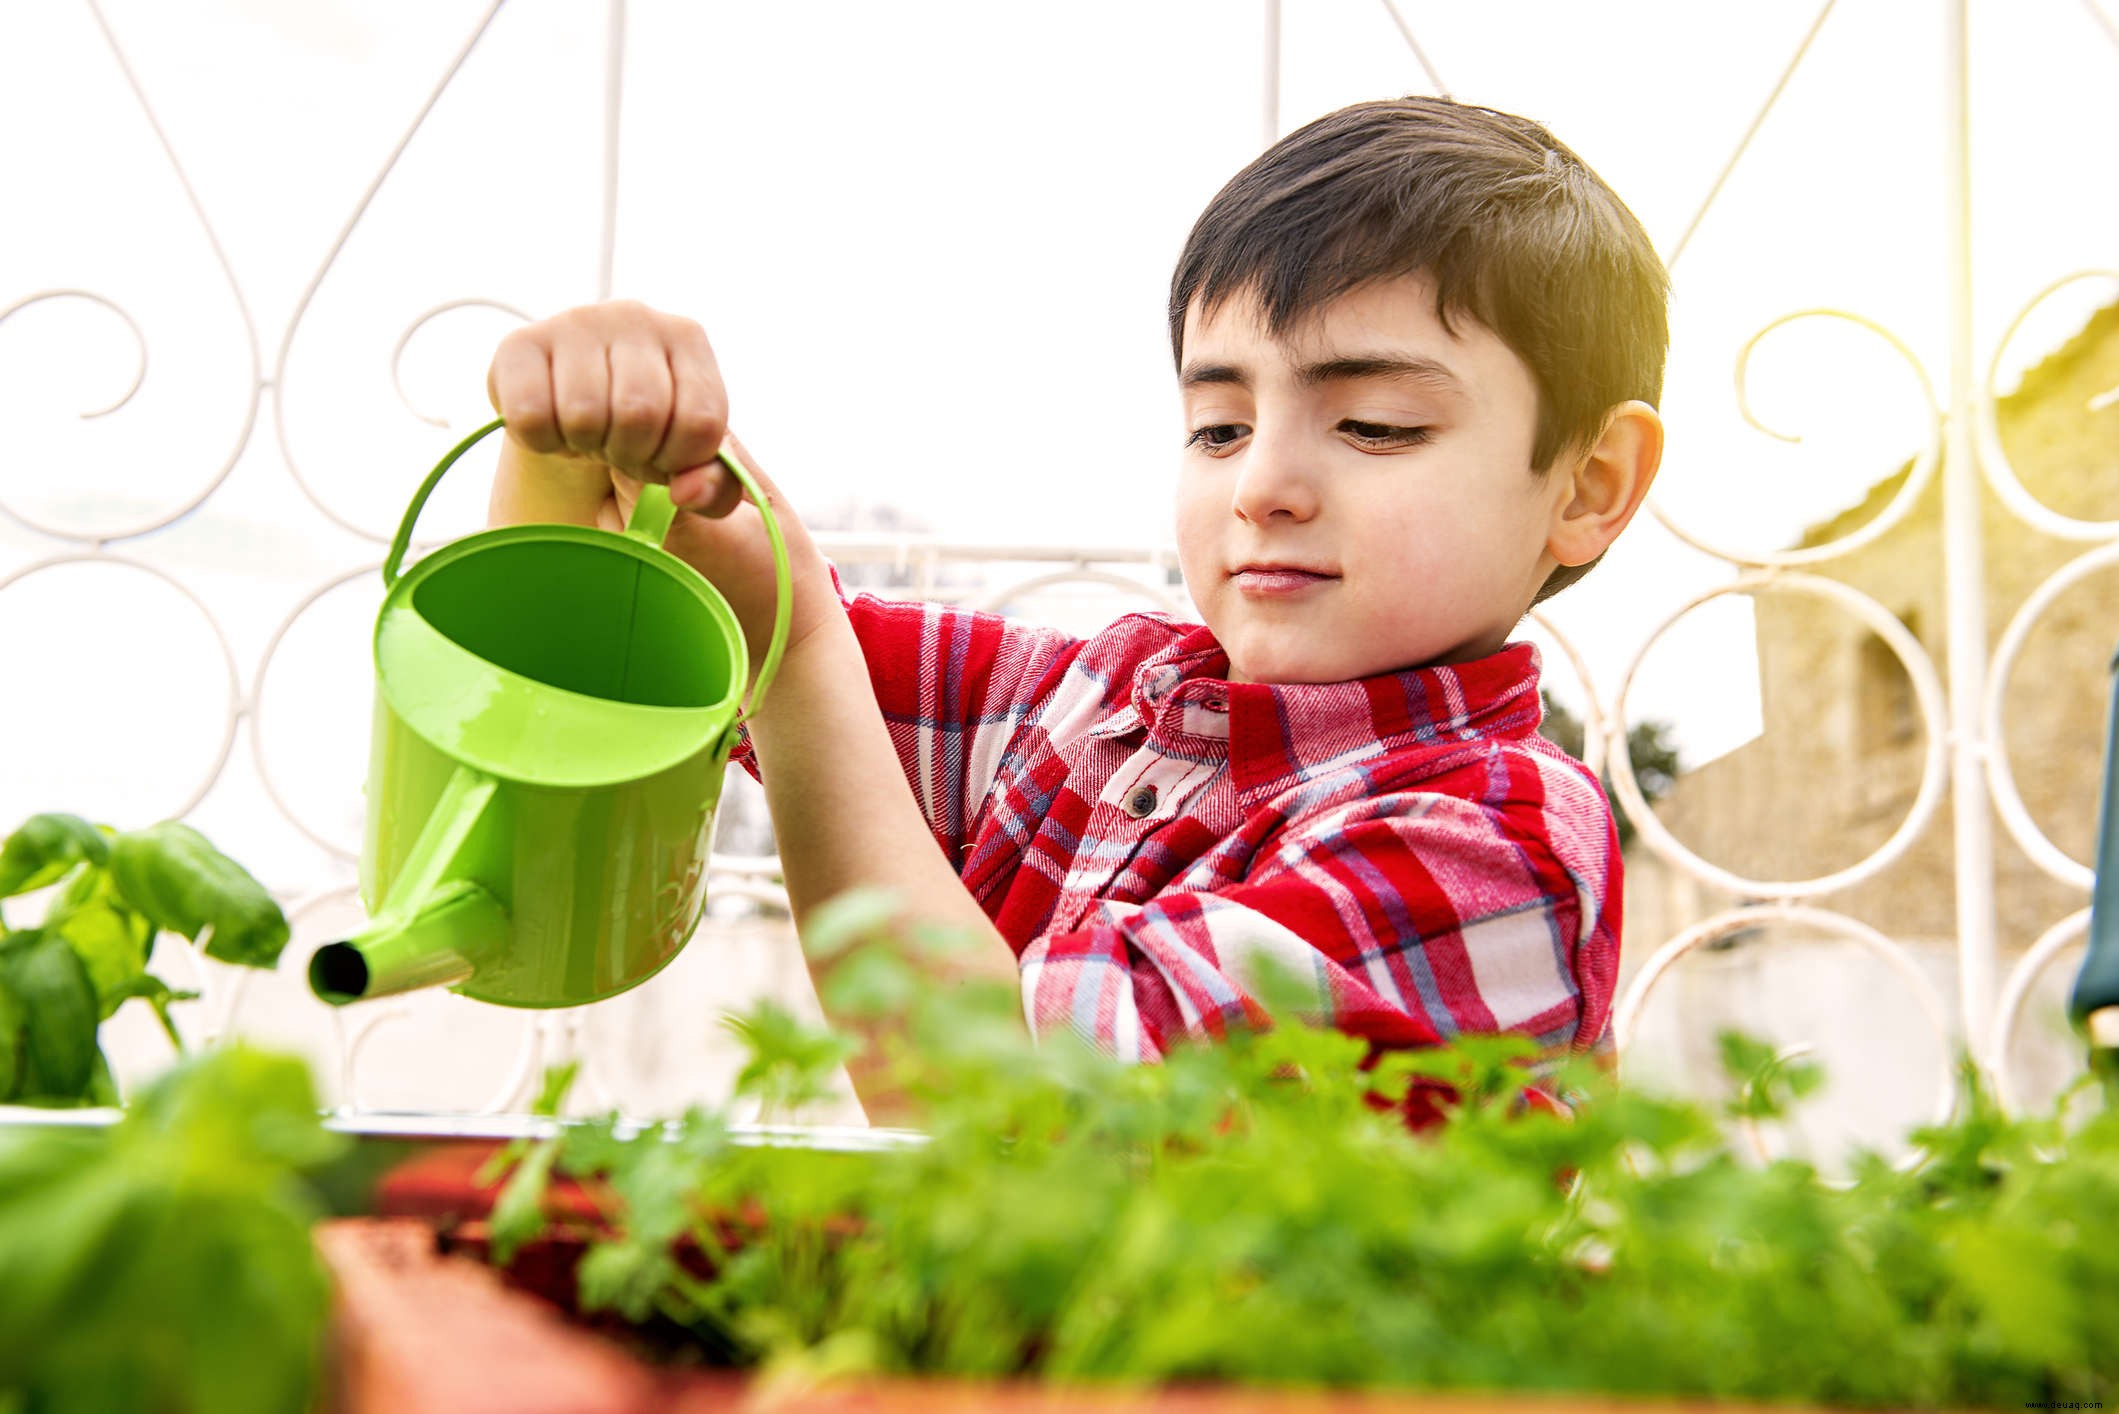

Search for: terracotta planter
xmin=319 ymin=1216 xmax=1890 ymax=1414
xmin=318 ymin=1140 xmax=1955 ymax=1414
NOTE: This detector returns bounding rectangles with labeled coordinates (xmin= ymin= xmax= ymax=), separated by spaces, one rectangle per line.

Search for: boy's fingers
xmin=669 ymin=462 xmax=744 ymax=519
xmin=673 ymin=429 xmax=784 ymax=520
xmin=719 ymin=430 xmax=787 ymax=509
xmin=604 ymin=337 xmax=675 ymax=474
xmin=550 ymin=339 xmax=612 ymax=460
xmin=654 ymin=320 xmax=729 ymax=478
xmin=488 ymin=336 xmax=563 ymax=456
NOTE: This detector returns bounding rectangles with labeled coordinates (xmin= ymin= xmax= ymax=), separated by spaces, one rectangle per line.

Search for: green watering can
xmin=306 ymin=416 xmax=789 ymax=1008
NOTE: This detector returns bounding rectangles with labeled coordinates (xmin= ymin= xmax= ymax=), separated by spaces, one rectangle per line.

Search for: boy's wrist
xmin=743 ymin=603 xmax=856 ymax=741
xmin=488 ymin=435 xmax=610 ymax=529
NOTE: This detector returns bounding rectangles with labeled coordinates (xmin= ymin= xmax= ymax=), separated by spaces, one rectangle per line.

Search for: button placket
xmin=1098 ymin=742 xmax=1221 ymax=825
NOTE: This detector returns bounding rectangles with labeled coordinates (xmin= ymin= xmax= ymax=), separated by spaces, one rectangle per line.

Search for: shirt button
xmin=1123 ymin=784 xmax=1159 ymax=819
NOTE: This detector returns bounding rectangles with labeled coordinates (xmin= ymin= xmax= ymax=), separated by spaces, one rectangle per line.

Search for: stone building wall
xmin=1620 ymin=302 xmax=2118 ymax=1107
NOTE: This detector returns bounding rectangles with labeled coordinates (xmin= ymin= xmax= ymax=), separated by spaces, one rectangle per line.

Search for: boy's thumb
xmin=729 ymin=432 xmax=794 ymax=509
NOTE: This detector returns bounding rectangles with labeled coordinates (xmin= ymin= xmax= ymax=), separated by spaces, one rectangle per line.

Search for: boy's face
xmin=1174 ymin=273 xmax=1571 ymax=684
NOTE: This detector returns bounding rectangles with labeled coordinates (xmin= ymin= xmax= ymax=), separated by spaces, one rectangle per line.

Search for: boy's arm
xmin=731 ymin=585 xmax=1082 ymax=865
xmin=742 ymin=612 xmax=1020 ymax=976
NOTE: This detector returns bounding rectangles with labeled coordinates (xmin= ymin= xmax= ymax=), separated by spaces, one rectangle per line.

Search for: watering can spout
xmin=310 ymin=762 xmax=514 ymax=1007
xmin=310 ymin=880 xmax=511 ymax=1003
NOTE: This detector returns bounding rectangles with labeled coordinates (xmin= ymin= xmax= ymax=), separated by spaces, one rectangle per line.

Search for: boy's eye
xmin=1183 ymin=421 xmax=1432 ymax=453
xmin=1341 ymin=420 xmax=1432 ymax=447
xmin=1184 ymin=424 xmax=1245 ymax=452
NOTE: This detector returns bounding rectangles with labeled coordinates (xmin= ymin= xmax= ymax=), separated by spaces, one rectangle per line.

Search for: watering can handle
xmin=383 ymin=416 xmax=793 ymax=724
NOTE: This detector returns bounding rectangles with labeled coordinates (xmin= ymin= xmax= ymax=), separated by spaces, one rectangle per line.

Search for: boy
xmin=486 ymin=96 xmax=1667 ymax=1120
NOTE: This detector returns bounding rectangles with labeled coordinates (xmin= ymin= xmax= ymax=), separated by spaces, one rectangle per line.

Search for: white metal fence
xmin=2 ymin=0 xmax=2112 ymax=1157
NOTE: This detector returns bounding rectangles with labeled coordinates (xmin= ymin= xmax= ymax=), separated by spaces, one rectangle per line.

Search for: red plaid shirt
xmin=743 ymin=573 xmax=1621 ymax=1100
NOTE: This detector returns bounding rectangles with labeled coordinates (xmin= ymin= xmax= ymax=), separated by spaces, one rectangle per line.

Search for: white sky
xmin=2 ymin=0 xmax=2116 ymax=889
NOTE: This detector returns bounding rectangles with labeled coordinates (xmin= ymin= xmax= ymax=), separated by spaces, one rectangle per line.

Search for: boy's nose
xmin=1230 ymin=432 xmax=1321 ymax=524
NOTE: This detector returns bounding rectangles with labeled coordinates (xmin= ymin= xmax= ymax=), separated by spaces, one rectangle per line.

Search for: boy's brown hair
xmin=1167 ymin=96 xmax=1669 ymax=604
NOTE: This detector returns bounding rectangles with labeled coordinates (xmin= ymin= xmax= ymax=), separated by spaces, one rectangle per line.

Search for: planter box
xmin=321 ymin=1218 xmax=690 ymax=1414
xmin=319 ymin=1217 xmax=1890 ymax=1414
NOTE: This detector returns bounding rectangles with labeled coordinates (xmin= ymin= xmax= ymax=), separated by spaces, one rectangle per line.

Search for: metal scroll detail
xmin=0 ymin=2 xmax=2111 ymax=1140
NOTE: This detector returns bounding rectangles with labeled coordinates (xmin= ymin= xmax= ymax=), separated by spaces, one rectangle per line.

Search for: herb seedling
xmin=0 ymin=812 xmax=290 ymax=1107
xmin=486 ymin=887 xmax=2117 ymax=1409
xmin=0 ymin=1046 xmax=343 ymax=1412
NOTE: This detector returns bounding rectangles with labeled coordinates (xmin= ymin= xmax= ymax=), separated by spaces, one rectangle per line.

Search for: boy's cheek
xmin=1170 ymin=522 xmax=1221 ymax=591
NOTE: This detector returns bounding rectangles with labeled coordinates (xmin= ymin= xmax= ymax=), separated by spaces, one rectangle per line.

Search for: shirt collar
xmin=1090 ymin=624 xmax=1546 ymax=806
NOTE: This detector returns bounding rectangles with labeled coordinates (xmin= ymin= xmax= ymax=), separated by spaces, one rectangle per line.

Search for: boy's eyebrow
xmin=1178 ymin=353 xmax=1467 ymax=395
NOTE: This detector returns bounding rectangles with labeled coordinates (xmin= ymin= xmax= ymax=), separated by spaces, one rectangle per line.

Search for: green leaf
xmin=724 ymin=1001 xmax=856 ymax=1116
xmin=555 ymin=1112 xmax=634 ymax=1178
xmin=104 ymin=973 xmax=194 ymax=1055
xmin=100 ymin=973 xmax=185 ymax=1010
xmin=532 ymin=1059 xmax=581 ymax=1117
xmin=0 ymin=1046 xmax=339 ymax=1413
xmin=1947 ymin=1220 xmax=2082 ymax=1370
xmin=802 ymin=886 xmax=905 ymax=962
xmin=0 ymin=931 xmax=100 ymax=1101
xmin=42 ymin=866 xmax=156 ymax=1020
xmin=577 ymin=1236 xmax=677 ymax=1321
xmin=488 ymin=1139 xmax=560 ymax=1267
xmin=570 ymin=1119 xmax=731 ymax=1322
xmin=475 ymin=1062 xmax=583 ymax=1195
xmin=1717 ymin=1028 xmax=1825 ymax=1122
xmin=817 ymin=941 xmax=921 ymax=1019
xmin=0 ymin=814 xmax=109 ymax=898
xmin=0 ymin=974 xmax=24 ymax=1102
xmin=84 ymin=1045 xmax=119 ymax=1108
xmin=107 ymin=820 xmax=289 ymax=968
xmin=902 ymin=918 xmax=983 ymax=961
xmin=123 ymin=1043 xmax=345 ymax=1172
xmin=0 ymin=1129 xmax=136 ymax=1369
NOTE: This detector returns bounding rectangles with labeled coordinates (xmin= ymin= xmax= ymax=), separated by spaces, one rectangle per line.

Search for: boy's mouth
xmin=1230 ymin=563 xmax=1338 ymax=597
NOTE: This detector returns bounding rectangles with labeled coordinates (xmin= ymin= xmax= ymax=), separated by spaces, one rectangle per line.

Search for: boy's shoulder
xmin=1255 ymin=659 xmax=1616 ymax=871
xmin=1325 ymin=727 xmax=1609 ymax=835
xmin=1482 ymin=730 xmax=1620 ymax=858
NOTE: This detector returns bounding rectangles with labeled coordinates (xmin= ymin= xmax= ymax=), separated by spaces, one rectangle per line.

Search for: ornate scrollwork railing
xmin=2 ymin=0 xmax=2112 ymax=1146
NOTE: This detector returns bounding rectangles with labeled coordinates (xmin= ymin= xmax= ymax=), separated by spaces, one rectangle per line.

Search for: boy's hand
xmin=486 ymin=301 xmax=839 ymax=676
xmin=487 ymin=300 xmax=742 ymax=511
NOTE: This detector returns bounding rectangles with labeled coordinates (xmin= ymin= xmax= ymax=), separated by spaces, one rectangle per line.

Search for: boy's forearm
xmin=745 ymin=612 xmax=1018 ymax=995
xmin=486 ymin=437 xmax=611 ymax=528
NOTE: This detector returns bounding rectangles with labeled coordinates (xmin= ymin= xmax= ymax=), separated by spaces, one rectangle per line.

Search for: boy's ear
xmin=1546 ymin=400 xmax=1664 ymax=568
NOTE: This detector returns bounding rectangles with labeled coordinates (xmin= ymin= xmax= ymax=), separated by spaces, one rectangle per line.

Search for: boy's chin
xmin=1224 ymin=637 xmax=1451 ymax=686
xmin=1224 ymin=644 xmax=1361 ymax=686
xmin=1210 ymin=609 xmax=1474 ymax=684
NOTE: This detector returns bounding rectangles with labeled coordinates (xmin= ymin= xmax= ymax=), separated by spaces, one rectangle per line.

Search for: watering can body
xmin=309 ymin=418 xmax=788 ymax=1009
